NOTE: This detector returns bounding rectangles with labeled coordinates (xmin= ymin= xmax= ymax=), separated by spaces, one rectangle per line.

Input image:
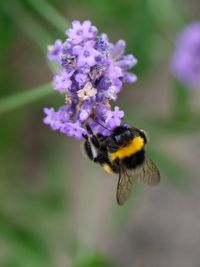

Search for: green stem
xmin=0 ymin=83 xmax=52 ymax=114
xmin=26 ymin=0 xmax=69 ymax=33
xmin=0 ymin=0 xmax=57 ymax=73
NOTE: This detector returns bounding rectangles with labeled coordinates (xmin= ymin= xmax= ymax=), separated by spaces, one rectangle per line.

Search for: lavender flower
xmin=73 ymin=40 xmax=100 ymax=67
xmin=43 ymin=106 xmax=70 ymax=131
xmin=66 ymin=20 xmax=97 ymax=44
xmin=105 ymin=106 xmax=124 ymax=128
xmin=171 ymin=22 xmax=200 ymax=89
xmin=77 ymin=82 xmax=97 ymax=100
xmin=44 ymin=20 xmax=137 ymax=140
xmin=61 ymin=121 xmax=87 ymax=140
xmin=53 ymin=69 xmax=73 ymax=93
xmin=47 ymin=40 xmax=63 ymax=61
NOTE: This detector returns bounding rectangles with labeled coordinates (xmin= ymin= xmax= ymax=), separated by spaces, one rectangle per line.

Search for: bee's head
xmin=111 ymin=126 xmax=134 ymax=146
xmin=111 ymin=126 xmax=148 ymax=146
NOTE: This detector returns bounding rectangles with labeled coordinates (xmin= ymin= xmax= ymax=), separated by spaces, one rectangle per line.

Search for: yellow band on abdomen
xmin=109 ymin=136 xmax=144 ymax=162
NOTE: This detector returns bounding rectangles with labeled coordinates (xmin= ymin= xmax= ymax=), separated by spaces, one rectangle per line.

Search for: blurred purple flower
xmin=44 ymin=20 xmax=137 ymax=139
xmin=171 ymin=22 xmax=200 ymax=89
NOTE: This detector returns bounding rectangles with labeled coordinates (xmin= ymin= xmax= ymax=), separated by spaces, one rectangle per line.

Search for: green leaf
xmin=26 ymin=0 xmax=69 ymax=33
xmin=0 ymin=0 xmax=57 ymax=73
xmin=0 ymin=83 xmax=52 ymax=114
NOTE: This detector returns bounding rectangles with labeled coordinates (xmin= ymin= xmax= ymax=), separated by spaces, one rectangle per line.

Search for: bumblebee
xmin=83 ymin=124 xmax=160 ymax=205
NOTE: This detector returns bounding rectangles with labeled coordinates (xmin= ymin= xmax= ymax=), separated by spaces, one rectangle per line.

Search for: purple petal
xmin=116 ymin=55 xmax=138 ymax=69
xmin=72 ymin=20 xmax=81 ymax=30
xmin=82 ymin=20 xmax=91 ymax=31
xmin=123 ymin=72 xmax=137 ymax=83
xmin=110 ymin=40 xmax=126 ymax=60
xmin=48 ymin=40 xmax=63 ymax=61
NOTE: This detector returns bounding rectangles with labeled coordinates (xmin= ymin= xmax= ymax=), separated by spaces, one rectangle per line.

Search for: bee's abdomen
xmin=102 ymin=163 xmax=119 ymax=174
xmin=122 ymin=150 xmax=145 ymax=169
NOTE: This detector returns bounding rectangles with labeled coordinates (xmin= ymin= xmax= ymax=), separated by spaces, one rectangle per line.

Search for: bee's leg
xmin=85 ymin=123 xmax=100 ymax=149
xmin=91 ymin=136 xmax=100 ymax=149
xmin=82 ymin=133 xmax=100 ymax=161
xmin=94 ymin=153 xmax=109 ymax=166
xmin=83 ymin=140 xmax=94 ymax=161
xmin=85 ymin=123 xmax=93 ymax=135
xmin=82 ymin=133 xmax=88 ymax=140
xmin=93 ymin=154 xmax=103 ymax=163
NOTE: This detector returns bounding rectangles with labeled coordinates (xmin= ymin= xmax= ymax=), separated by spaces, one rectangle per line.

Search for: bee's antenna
xmin=94 ymin=119 xmax=112 ymax=132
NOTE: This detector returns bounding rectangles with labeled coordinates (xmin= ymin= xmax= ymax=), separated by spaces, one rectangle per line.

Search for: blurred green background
xmin=0 ymin=0 xmax=200 ymax=266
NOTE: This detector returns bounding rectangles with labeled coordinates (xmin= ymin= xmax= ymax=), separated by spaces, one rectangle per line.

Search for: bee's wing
xmin=116 ymin=165 xmax=137 ymax=205
xmin=116 ymin=156 xmax=160 ymax=205
xmin=139 ymin=156 xmax=160 ymax=186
